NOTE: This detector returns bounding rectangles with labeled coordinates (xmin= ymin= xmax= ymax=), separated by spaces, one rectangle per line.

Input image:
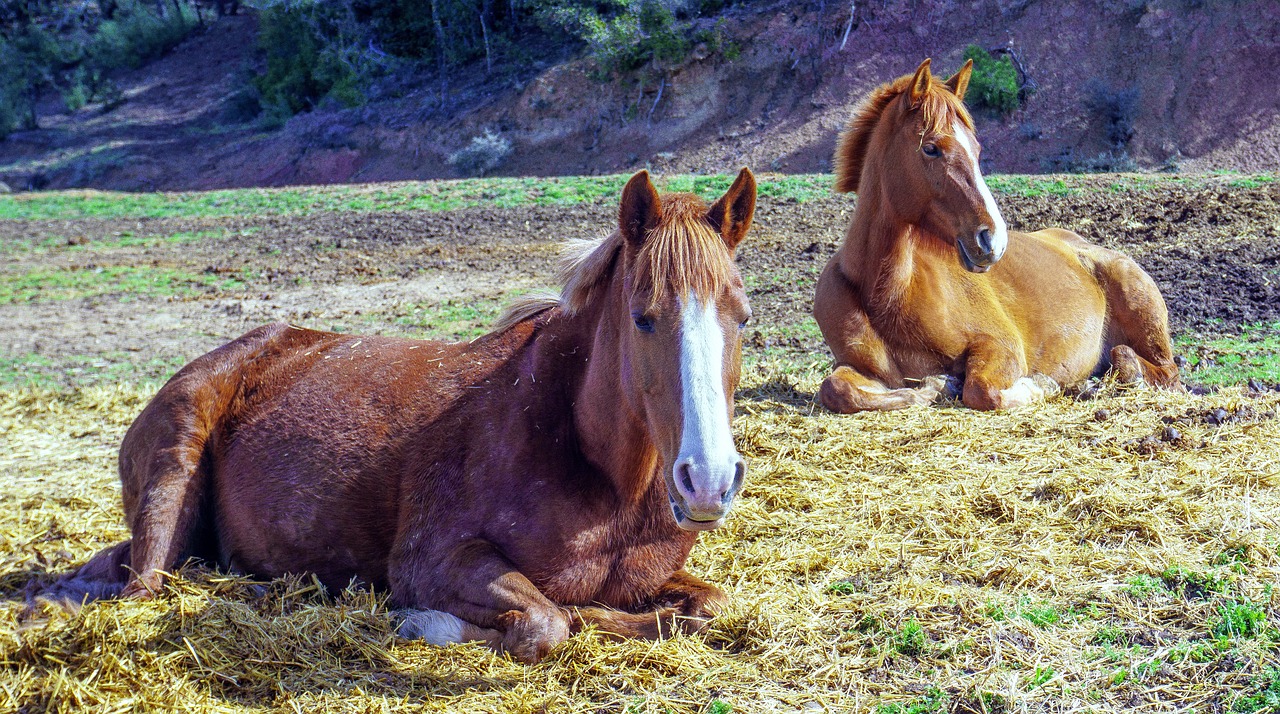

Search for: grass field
xmin=1 ymin=173 xmax=1278 ymax=712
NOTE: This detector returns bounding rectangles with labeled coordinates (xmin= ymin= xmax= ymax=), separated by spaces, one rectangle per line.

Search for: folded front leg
xmin=390 ymin=538 xmax=571 ymax=663
xmin=962 ymin=336 xmax=1059 ymax=410
xmin=569 ymin=569 xmax=727 ymax=640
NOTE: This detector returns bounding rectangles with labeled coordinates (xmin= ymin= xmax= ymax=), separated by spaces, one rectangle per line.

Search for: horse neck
xmin=539 ymin=280 xmax=661 ymax=506
xmin=843 ymin=174 xmax=916 ymax=309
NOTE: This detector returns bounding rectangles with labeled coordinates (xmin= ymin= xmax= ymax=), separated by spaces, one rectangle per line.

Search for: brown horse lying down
xmin=814 ymin=59 xmax=1181 ymax=413
xmin=45 ymin=169 xmax=758 ymax=663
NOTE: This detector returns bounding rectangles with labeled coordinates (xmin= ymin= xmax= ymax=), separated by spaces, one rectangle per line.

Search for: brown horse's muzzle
xmin=956 ymin=228 xmax=1005 ymax=273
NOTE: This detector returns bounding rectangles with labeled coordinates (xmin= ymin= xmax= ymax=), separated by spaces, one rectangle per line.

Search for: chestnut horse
xmin=45 ymin=169 xmax=758 ymax=663
xmin=814 ymin=59 xmax=1180 ymax=412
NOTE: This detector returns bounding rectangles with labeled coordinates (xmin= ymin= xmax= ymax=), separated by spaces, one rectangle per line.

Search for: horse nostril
xmin=724 ymin=460 xmax=746 ymax=504
xmin=976 ymin=228 xmax=993 ymax=254
xmin=678 ymin=462 xmax=696 ymax=498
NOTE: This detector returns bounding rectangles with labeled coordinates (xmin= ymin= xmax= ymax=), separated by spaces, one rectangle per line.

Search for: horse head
xmin=836 ymin=58 xmax=1009 ymax=273
xmin=614 ymin=169 xmax=756 ymax=530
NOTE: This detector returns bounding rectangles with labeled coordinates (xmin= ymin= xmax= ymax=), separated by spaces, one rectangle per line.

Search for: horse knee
xmin=496 ymin=605 xmax=570 ymax=663
xmin=964 ymin=376 xmax=1052 ymax=410
xmin=1110 ymin=345 xmax=1144 ymax=384
xmin=820 ymin=367 xmax=866 ymax=413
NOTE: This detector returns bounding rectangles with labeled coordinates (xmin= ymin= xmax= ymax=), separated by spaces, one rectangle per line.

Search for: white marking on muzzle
xmin=953 ymin=119 xmax=1008 ymax=258
xmin=675 ymin=296 xmax=740 ymax=511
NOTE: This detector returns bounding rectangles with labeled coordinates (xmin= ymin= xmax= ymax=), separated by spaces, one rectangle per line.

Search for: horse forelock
xmin=834 ymin=73 xmax=975 ymax=195
xmin=494 ymin=194 xmax=732 ymax=331
xmin=634 ymin=193 xmax=733 ymax=309
xmin=555 ymin=194 xmax=732 ymax=311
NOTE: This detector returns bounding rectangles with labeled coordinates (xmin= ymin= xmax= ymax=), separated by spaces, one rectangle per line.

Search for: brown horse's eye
xmin=739 ymin=313 xmax=750 ymax=329
xmin=632 ymin=312 xmax=655 ymax=333
xmin=922 ymin=143 xmax=941 ymax=158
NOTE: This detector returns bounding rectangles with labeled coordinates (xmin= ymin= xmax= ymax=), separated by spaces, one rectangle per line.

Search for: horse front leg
xmin=820 ymin=365 xmax=953 ymax=413
xmin=961 ymin=337 xmax=1060 ymax=410
xmin=390 ymin=538 xmax=571 ymax=663
xmin=568 ymin=569 xmax=727 ymax=640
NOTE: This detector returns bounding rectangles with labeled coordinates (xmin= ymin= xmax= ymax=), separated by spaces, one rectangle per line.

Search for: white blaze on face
xmin=675 ymin=295 xmax=740 ymax=508
xmin=952 ymin=119 xmax=1008 ymax=259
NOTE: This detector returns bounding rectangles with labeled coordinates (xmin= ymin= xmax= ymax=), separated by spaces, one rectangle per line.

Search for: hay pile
xmin=2 ymin=368 xmax=1278 ymax=712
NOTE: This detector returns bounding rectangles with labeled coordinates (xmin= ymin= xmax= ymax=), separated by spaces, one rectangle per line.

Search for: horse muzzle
xmin=667 ymin=456 xmax=745 ymax=531
xmin=956 ymin=228 xmax=1005 ymax=273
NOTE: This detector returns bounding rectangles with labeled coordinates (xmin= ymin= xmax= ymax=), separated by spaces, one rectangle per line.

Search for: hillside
xmin=1 ymin=0 xmax=1278 ymax=191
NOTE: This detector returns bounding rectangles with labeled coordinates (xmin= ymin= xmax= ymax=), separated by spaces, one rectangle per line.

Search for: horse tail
xmin=28 ymin=540 xmax=134 ymax=613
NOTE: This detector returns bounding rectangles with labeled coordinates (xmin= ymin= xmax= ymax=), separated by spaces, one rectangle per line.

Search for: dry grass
xmin=2 ymin=367 xmax=1278 ymax=713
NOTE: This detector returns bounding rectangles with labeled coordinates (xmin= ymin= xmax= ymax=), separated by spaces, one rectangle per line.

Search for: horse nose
xmin=976 ymin=228 xmax=994 ymax=255
xmin=674 ymin=456 xmax=745 ymax=520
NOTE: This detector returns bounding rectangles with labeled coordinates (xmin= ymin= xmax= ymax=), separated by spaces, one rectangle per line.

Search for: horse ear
xmin=944 ymin=59 xmax=973 ymax=101
xmin=908 ymin=58 xmax=932 ymax=108
xmin=707 ymin=167 xmax=756 ymax=251
xmin=619 ymin=170 xmax=662 ymax=249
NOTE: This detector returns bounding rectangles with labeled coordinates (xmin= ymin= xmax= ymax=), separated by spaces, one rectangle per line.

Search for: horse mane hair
xmin=493 ymin=193 xmax=731 ymax=332
xmin=833 ymin=71 xmax=975 ymax=195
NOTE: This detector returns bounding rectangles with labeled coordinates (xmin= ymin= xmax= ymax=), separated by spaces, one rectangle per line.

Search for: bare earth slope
xmin=1 ymin=0 xmax=1278 ymax=191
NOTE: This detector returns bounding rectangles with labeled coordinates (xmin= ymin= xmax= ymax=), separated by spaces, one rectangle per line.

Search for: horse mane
xmin=492 ymin=193 xmax=731 ymax=332
xmin=833 ymin=71 xmax=975 ymax=194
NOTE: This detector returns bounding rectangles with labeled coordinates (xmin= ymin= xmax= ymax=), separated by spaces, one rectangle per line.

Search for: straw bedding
xmin=2 ymin=365 xmax=1278 ymax=712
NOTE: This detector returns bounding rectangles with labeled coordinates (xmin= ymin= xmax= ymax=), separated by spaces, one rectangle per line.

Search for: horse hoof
xmin=1029 ymin=374 xmax=1061 ymax=398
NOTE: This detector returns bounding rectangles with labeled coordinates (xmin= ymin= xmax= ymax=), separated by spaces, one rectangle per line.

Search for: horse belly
xmin=211 ymin=445 xmax=398 ymax=589
xmin=207 ymin=352 xmax=424 ymax=589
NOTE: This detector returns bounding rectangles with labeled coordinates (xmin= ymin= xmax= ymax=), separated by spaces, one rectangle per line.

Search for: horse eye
xmin=632 ymin=312 xmax=655 ymax=333
xmin=739 ymin=314 xmax=751 ymax=329
xmin=922 ymin=143 xmax=941 ymax=158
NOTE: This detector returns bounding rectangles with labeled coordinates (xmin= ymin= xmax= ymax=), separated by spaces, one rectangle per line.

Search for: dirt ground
xmin=1 ymin=179 xmax=1277 ymax=385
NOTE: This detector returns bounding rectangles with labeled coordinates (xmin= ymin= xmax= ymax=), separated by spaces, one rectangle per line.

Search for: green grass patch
xmin=1026 ymin=667 xmax=1054 ymax=689
xmin=0 ymin=174 xmax=835 ymax=222
xmin=876 ymin=687 xmax=947 ymax=714
xmin=6 ymin=172 xmax=1272 ymax=222
xmin=385 ymin=299 xmax=508 ymax=341
xmin=2 ymin=228 xmax=247 ymax=255
xmin=1234 ymin=667 xmax=1280 ymax=713
xmin=0 ymin=351 xmax=190 ymax=388
xmin=1176 ymin=323 xmax=1280 ymax=386
xmin=1212 ymin=599 xmax=1268 ymax=640
xmin=0 ymin=266 xmax=244 ymax=304
xmin=890 ymin=619 xmax=927 ymax=656
xmin=1124 ymin=574 xmax=1172 ymax=599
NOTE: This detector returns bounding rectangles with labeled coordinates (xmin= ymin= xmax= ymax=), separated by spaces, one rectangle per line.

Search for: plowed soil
xmin=1 ymin=180 xmax=1277 ymax=384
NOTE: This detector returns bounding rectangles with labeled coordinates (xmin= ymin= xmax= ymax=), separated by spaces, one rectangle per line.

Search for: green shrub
xmin=962 ymin=45 xmax=1022 ymax=115
xmin=89 ymin=0 xmax=199 ymax=72
xmin=540 ymin=0 xmax=705 ymax=76
xmin=0 ymin=0 xmax=199 ymax=135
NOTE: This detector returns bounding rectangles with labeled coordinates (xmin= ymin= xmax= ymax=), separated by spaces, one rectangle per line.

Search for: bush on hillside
xmin=962 ymin=45 xmax=1022 ymax=115
xmin=539 ymin=0 xmax=692 ymax=76
xmin=447 ymin=130 xmax=512 ymax=176
xmin=1085 ymin=80 xmax=1139 ymax=150
xmin=90 ymin=0 xmax=199 ymax=72
xmin=248 ymin=0 xmax=740 ymax=122
xmin=0 ymin=0 xmax=199 ymax=138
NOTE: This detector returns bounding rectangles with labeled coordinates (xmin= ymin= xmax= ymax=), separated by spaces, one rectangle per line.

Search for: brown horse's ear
xmin=707 ymin=167 xmax=756 ymax=251
xmin=619 ymin=170 xmax=662 ymax=249
xmin=944 ymin=59 xmax=973 ymax=101
xmin=908 ymin=58 xmax=933 ymax=108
